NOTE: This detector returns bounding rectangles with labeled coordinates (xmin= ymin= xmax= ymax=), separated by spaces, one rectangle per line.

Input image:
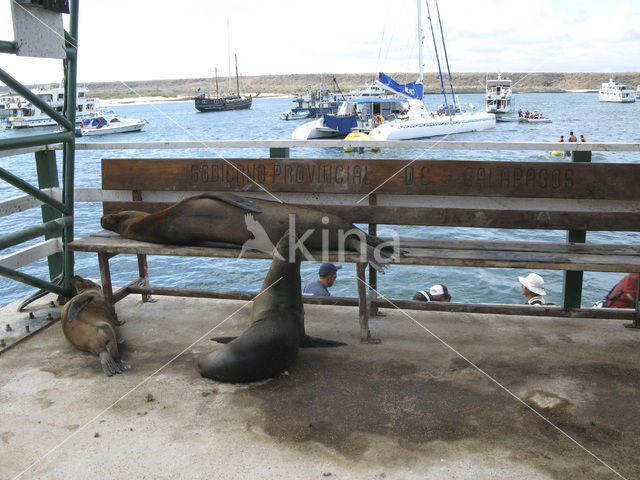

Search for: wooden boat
xmin=195 ymin=55 xmax=252 ymax=112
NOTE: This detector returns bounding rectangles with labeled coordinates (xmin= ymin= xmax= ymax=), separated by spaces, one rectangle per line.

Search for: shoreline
xmin=99 ymin=92 xmax=291 ymax=107
xmin=97 ymin=89 xmax=600 ymax=107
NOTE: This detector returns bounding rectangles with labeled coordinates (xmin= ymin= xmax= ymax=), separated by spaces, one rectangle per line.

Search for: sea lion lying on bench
xmin=101 ymin=192 xmax=398 ymax=271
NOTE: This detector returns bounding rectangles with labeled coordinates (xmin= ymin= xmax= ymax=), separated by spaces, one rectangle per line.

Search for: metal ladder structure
xmin=0 ymin=0 xmax=79 ymax=302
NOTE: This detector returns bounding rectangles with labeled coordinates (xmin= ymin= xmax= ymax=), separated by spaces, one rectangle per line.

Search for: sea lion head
xmin=273 ymin=229 xmax=303 ymax=264
xmin=71 ymin=276 xmax=102 ymax=295
xmin=101 ymin=211 xmax=146 ymax=233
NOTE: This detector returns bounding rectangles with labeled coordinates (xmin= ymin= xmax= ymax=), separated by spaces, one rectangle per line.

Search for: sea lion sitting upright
xmin=61 ymin=276 xmax=130 ymax=376
xmin=198 ymin=230 xmax=344 ymax=383
xmin=100 ymin=192 xmax=397 ymax=272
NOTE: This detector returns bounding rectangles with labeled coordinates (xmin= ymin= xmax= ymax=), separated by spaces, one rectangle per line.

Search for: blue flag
xmin=377 ymin=72 xmax=424 ymax=100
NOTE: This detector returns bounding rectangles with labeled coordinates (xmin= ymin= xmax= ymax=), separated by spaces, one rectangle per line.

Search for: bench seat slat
xmin=68 ymin=235 xmax=640 ymax=273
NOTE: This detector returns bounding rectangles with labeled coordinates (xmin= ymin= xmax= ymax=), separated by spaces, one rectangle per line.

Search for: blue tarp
xmin=323 ymin=114 xmax=358 ymax=133
xmin=377 ymin=72 xmax=424 ymax=100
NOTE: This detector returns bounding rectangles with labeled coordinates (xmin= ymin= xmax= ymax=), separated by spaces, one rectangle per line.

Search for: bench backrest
xmin=101 ymin=158 xmax=640 ymax=232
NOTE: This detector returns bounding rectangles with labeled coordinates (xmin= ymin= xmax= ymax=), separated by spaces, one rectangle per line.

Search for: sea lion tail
xmin=99 ymin=350 xmax=130 ymax=376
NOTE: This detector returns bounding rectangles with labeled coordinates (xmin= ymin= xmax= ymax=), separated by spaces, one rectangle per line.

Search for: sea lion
xmin=100 ymin=192 xmax=397 ymax=272
xmin=198 ymin=231 xmax=344 ymax=383
xmin=61 ymin=276 xmax=129 ymax=376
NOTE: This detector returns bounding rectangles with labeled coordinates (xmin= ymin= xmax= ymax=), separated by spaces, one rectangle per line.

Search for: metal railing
xmin=0 ymin=0 xmax=79 ymax=300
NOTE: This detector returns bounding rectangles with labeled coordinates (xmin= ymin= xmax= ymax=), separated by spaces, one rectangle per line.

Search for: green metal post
xmin=270 ymin=147 xmax=290 ymax=158
xmin=563 ymin=150 xmax=592 ymax=308
xmin=60 ymin=0 xmax=79 ymax=299
xmin=35 ymin=150 xmax=63 ymax=282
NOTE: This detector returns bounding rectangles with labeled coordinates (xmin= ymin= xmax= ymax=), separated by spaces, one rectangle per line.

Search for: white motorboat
xmin=368 ymin=0 xmax=495 ymax=141
xmin=75 ymin=110 xmax=147 ymax=137
xmin=598 ymin=79 xmax=636 ymax=103
xmin=6 ymin=85 xmax=98 ymax=128
xmin=279 ymin=109 xmax=310 ymax=121
xmin=485 ymin=74 xmax=514 ymax=115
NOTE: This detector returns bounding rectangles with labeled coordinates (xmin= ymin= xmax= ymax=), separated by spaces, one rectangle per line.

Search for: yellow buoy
xmin=344 ymin=132 xmax=380 ymax=153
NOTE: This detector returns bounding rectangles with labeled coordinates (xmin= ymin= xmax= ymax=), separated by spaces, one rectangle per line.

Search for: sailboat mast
xmin=435 ymin=0 xmax=457 ymax=107
xmin=235 ymin=54 xmax=240 ymax=96
xmin=227 ymin=18 xmax=232 ymax=94
xmin=417 ymin=0 xmax=423 ymax=85
xmin=215 ymin=67 xmax=219 ymax=97
xmin=425 ymin=0 xmax=448 ymax=106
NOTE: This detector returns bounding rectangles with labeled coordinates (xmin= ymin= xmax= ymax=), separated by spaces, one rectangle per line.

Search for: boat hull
xmin=369 ymin=112 xmax=496 ymax=140
xmin=78 ymin=120 xmax=147 ymax=137
xmin=291 ymin=118 xmax=347 ymax=140
xmin=195 ymin=96 xmax=252 ymax=112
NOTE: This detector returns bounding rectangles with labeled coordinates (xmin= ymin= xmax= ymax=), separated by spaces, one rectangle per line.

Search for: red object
xmin=604 ymin=273 xmax=639 ymax=308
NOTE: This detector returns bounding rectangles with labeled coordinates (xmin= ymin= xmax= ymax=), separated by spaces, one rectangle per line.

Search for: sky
xmin=0 ymin=0 xmax=639 ymax=86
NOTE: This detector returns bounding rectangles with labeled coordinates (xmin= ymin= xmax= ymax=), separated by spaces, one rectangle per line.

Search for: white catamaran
xmin=368 ymin=0 xmax=495 ymax=141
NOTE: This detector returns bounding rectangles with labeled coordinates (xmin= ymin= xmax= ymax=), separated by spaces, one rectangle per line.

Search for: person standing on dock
xmin=519 ymin=273 xmax=547 ymax=306
xmin=568 ymin=131 xmax=578 ymax=142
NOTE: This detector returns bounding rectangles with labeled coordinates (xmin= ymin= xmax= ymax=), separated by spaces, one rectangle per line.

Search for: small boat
xmin=280 ymin=82 xmax=345 ymax=120
xmin=75 ymin=110 xmax=147 ymax=137
xmin=485 ymin=74 xmax=514 ymax=115
xmin=279 ymin=110 xmax=310 ymax=121
xmin=636 ymin=85 xmax=640 ymax=100
xmin=344 ymin=132 xmax=380 ymax=153
xmin=518 ymin=116 xmax=552 ymax=124
xmin=598 ymin=79 xmax=635 ymax=103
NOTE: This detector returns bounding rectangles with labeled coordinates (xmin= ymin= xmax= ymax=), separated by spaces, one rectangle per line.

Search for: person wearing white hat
xmin=413 ymin=284 xmax=451 ymax=302
xmin=518 ymin=273 xmax=547 ymax=305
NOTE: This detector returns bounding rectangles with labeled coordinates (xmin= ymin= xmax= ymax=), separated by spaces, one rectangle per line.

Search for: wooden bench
xmin=69 ymin=156 xmax=640 ymax=340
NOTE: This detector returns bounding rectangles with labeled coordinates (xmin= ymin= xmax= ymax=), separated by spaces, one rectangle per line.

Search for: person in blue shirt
xmin=303 ymin=263 xmax=342 ymax=296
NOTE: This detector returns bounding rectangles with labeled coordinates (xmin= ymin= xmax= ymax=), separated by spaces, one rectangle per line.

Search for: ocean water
xmin=1 ymin=92 xmax=639 ymax=308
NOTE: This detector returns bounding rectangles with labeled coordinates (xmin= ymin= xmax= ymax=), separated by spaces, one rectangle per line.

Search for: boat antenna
xmin=235 ymin=54 xmax=240 ymax=96
xmin=227 ymin=18 xmax=232 ymax=94
xmin=434 ymin=0 xmax=457 ymax=108
xmin=425 ymin=0 xmax=448 ymax=106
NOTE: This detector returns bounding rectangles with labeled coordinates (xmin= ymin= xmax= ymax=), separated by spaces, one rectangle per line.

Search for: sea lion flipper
xmin=210 ymin=336 xmax=237 ymax=344
xmin=301 ymin=336 xmax=347 ymax=348
xmin=197 ymin=192 xmax=262 ymax=213
xmin=99 ymin=350 xmax=130 ymax=376
xmin=66 ymin=296 xmax=94 ymax=324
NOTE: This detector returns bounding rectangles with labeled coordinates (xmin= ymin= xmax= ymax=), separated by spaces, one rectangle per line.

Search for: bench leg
xmin=98 ymin=252 xmax=114 ymax=306
xmin=625 ymin=273 xmax=640 ymax=329
xmin=357 ymin=263 xmax=380 ymax=344
xmin=137 ymin=254 xmax=152 ymax=303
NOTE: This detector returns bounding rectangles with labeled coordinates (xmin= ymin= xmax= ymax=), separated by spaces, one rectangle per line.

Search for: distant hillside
xmin=3 ymin=73 xmax=640 ymax=99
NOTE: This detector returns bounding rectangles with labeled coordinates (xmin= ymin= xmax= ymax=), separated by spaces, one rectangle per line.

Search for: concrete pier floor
xmin=1 ymin=294 xmax=639 ymax=479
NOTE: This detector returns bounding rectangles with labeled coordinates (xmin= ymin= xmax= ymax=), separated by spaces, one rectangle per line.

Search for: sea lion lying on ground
xmin=198 ymin=230 xmax=345 ymax=383
xmin=100 ymin=193 xmax=397 ymax=272
xmin=61 ymin=276 xmax=129 ymax=376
